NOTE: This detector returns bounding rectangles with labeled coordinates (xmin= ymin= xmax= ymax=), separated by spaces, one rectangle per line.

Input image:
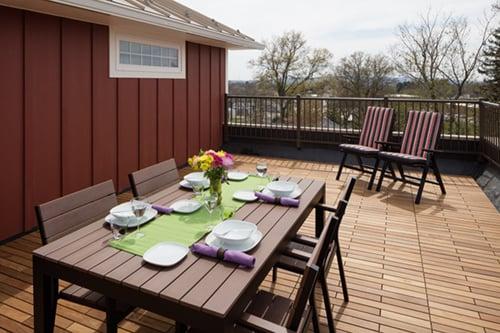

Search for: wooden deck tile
xmin=1 ymin=154 xmax=499 ymax=332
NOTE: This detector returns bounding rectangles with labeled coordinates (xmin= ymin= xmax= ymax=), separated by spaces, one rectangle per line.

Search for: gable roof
xmin=49 ymin=0 xmax=264 ymax=49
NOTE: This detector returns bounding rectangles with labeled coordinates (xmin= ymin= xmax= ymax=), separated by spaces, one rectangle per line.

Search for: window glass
xmin=152 ymin=56 xmax=161 ymax=66
xmin=152 ymin=46 xmax=161 ymax=56
xmin=119 ymin=41 xmax=130 ymax=52
xmin=131 ymin=54 xmax=141 ymax=65
xmin=130 ymin=42 xmax=141 ymax=54
xmin=119 ymin=53 xmax=130 ymax=64
xmin=119 ymin=40 xmax=180 ymax=69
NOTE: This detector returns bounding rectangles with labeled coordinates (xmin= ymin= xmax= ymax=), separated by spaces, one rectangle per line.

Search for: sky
xmin=179 ymin=0 xmax=497 ymax=81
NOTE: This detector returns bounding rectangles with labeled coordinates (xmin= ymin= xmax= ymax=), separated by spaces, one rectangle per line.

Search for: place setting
xmin=106 ymin=153 xmax=297 ymax=269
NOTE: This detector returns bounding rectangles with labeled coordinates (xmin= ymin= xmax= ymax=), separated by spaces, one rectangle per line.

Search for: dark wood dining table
xmin=33 ymin=176 xmax=325 ymax=332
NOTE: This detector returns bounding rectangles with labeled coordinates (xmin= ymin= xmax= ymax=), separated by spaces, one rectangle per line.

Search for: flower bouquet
xmin=188 ymin=150 xmax=234 ymax=205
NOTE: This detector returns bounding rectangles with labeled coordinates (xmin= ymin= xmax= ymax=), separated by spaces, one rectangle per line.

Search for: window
xmin=118 ymin=41 xmax=179 ymax=68
xmin=109 ymin=28 xmax=185 ymax=79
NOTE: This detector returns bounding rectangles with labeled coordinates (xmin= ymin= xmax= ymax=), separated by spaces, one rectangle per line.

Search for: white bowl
xmin=110 ymin=202 xmax=135 ymax=221
xmin=266 ymin=181 xmax=296 ymax=197
xmin=184 ymin=172 xmax=208 ymax=187
xmin=212 ymin=220 xmax=257 ymax=245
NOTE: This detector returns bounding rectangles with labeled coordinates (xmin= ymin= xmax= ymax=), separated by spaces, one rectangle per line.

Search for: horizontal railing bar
xmin=227 ymin=95 xmax=480 ymax=104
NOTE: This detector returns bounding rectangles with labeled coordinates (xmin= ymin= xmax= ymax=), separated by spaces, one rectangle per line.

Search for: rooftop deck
xmin=1 ymin=155 xmax=499 ymax=333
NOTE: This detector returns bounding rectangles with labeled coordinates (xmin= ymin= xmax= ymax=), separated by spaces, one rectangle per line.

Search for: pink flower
xmin=206 ymin=150 xmax=223 ymax=167
xmin=222 ymin=153 xmax=234 ymax=168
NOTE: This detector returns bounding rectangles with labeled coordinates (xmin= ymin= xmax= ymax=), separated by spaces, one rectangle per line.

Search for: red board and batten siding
xmin=0 ymin=6 xmax=226 ymax=241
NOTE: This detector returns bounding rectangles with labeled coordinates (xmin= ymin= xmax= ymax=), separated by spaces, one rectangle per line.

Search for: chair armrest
xmin=237 ymin=313 xmax=294 ymax=333
xmin=282 ymin=246 xmax=311 ymax=261
xmin=315 ymin=203 xmax=336 ymax=213
xmin=293 ymin=234 xmax=318 ymax=247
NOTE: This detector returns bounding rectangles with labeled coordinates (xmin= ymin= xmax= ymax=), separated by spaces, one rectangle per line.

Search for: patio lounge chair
xmin=234 ymin=200 xmax=340 ymax=333
xmin=375 ymin=110 xmax=446 ymax=204
xmin=271 ymin=176 xmax=356 ymax=333
xmin=129 ymin=158 xmax=180 ymax=197
xmin=336 ymin=106 xmax=394 ymax=189
xmin=35 ymin=180 xmax=134 ymax=333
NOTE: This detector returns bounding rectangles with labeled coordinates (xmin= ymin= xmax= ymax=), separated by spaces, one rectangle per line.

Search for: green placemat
xmin=109 ymin=175 xmax=269 ymax=256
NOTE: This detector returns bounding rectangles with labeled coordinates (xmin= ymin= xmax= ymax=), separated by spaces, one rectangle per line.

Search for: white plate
xmin=110 ymin=202 xmax=135 ymax=220
xmin=205 ymin=230 xmax=263 ymax=252
xmin=266 ymin=181 xmax=296 ymax=197
xmin=171 ymin=199 xmax=202 ymax=213
xmin=179 ymin=179 xmax=210 ymax=190
xmin=184 ymin=171 xmax=206 ymax=181
xmin=262 ymin=187 xmax=303 ymax=199
xmin=105 ymin=208 xmax=157 ymax=227
xmin=212 ymin=219 xmax=257 ymax=244
xmin=143 ymin=242 xmax=189 ymax=267
xmin=227 ymin=171 xmax=248 ymax=181
xmin=233 ymin=190 xmax=258 ymax=202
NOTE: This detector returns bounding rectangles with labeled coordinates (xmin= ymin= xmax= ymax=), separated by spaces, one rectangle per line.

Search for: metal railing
xmin=480 ymin=101 xmax=500 ymax=166
xmin=224 ymin=95 xmax=500 ymax=164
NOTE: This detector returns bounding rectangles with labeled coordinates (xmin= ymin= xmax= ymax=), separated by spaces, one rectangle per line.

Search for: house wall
xmin=0 ymin=5 xmax=226 ymax=241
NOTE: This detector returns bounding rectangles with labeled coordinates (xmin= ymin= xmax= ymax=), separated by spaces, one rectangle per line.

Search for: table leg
xmin=315 ymin=187 xmax=326 ymax=237
xmin=33 ymin=257 xmax=58 ymax=333
xmin=175 ymin=322 xmax=187 ymax=333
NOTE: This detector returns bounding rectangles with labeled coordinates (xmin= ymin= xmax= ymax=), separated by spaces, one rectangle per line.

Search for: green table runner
xmin=109 ymin=175 xmax=269 ymax=256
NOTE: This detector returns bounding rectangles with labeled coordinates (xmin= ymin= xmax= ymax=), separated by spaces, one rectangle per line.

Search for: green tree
xmin=479 ymin=27 xmax=500 ymax=101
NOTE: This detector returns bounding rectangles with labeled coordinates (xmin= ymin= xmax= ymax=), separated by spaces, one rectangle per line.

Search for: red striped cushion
xmin=400 ymin=111 xmax=442 ymax=158
xmin=339 ymin=143 xmax=379 ymax=154
xmin=379 ymin=151 xmax=426 ymax=163
xmin=358 ymin=106 xmax=394 ymax=149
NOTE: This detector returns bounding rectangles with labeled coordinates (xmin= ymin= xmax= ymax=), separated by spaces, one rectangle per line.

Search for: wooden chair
xmin=375 ymin=110 xmax=446 ymax=204
xmin=234 ymin=204 xmax=339 ymax=333
xmin=271 ymin=176 xmax=356 ymax=333
xmin=337 ymin=106 xmax=395 ymax=189
xmin=35 ymin=180 xmax=134 ymax=333
xmin=129 ymin=158 xmax=180 ymax=197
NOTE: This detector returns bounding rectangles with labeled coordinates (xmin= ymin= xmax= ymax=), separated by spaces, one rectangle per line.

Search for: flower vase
xmin=209 ymin=176 xmax=223 ymax=206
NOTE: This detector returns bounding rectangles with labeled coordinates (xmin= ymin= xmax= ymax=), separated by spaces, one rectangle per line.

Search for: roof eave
xmin=49 ymin=0 xmax=264 ymax=50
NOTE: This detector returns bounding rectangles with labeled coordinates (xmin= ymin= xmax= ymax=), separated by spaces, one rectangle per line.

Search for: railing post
xmin=383 ymin=96 xmax=389 ymax=107
xmin=223 ymin=93 xmax=228 ymax=144
xmin=296 ymin=94 xmax=301 ymax=150
xmin=478 ymin=99 xmax=484 ymax=157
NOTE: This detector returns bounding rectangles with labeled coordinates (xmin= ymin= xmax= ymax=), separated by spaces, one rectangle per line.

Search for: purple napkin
xmin=152 ymin=204 xmax=173 ymax=214
xmin=254 ymin=192 xmax=299 ymax=207
xmin=191 ymin=243 xmax=255 ymax=268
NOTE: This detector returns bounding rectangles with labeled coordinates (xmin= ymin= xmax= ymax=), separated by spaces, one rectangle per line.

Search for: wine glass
xmin=191 ymin=182 xmax=205 ymax=199
xmin=109 ymin=219 xmax=122 ymax=240
xmin=204 ymin=193 xmax=220 ymax=231
xmin=131 ymin=197 xmax=148 ymax=239
xmin=256 ymin=161 xmax=268 ymax=178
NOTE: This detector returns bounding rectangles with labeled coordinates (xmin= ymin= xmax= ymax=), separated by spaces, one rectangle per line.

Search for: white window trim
xmin=109 ymin=27 xmax=186 ymax=79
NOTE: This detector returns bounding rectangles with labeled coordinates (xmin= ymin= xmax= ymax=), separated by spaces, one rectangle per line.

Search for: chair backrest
xmin=286 ymin=218 xmax=331 ymax=331
xmin=129 ymin=158 xmax=179 ymax=197
xmin=339 ymin=176 xmax=357 ymax=203
xmin=286 ymin=194 xmax=352 ymax=331
xmin=400 ymin=111 xmax=442 ymax=158
xmin=35 ymin=180 xmax=117 ymax=245
xmin=358 ymin=106 xmax=394 ymax=149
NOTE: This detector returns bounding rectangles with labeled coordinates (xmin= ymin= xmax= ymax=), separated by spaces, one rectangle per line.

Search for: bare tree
xmin=334 ymin=52 xmax=394 ymax=97
xmin=392 ymin=10 xmax=455 ymax=99
xmin=250 ymin=31 xmax=332 ymax=97
xmin=439 ymin=13 xmax=496 ymax=98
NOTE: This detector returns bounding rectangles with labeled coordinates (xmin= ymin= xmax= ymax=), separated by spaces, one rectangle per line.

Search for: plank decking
xmin=1 ymin=155 xmax=499 ymax=332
